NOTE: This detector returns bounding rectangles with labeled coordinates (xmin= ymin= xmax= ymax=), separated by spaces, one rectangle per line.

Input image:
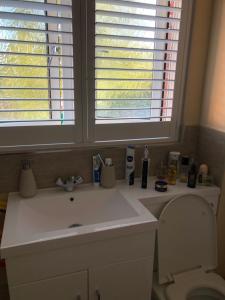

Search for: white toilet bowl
xmin=166 ymin=269 xmax=225 ymax=300
xmin=152 ymin=271 xmax=225 ymax=300
xmin=187 ymin=288 xmax=225 ymax=300
xmin=152 ymin=194 xmax=225 ymax=300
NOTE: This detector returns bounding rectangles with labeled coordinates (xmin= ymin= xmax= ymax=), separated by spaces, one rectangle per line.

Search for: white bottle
xmin=125 ymin=146 xmax=135 ymax=185
xmin=19 ymin=160 xmax=37 ymax=198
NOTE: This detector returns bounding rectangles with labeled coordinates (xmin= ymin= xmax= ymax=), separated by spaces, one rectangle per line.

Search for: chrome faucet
xmin=56 ymin=176 xmax=84 ymax=192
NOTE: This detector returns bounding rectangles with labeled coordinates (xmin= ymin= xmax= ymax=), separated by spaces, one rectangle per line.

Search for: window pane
xmin=0 ymin=0 xmax=74 ymax=126
xmin=95 ymin=0 xmax=182 ymax=124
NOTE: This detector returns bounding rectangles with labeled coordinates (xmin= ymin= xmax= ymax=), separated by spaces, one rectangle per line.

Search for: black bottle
xmin=187 ymin=162 xmax=197 ymax=188
xmin=141 ymin=145 xmax=150 ymax=189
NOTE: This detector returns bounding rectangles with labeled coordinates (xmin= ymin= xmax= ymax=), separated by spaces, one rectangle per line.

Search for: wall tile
xmin=198 ymin=126 xmax=225 ymax=186
xmin=0 ymin=126 xmax=199 ymax=193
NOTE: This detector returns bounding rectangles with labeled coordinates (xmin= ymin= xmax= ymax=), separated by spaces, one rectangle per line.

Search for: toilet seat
xmin=166 ymin=268 xmax=225 ymax=300
xmin=153 ymin=194 xmax=225 ymax=300
xmin=157 ymin=194 xmax=217 ymax=284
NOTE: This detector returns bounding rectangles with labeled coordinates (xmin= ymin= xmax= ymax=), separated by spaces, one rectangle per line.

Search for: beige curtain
xmin=217 ymin=169 xmax=225 ymax=278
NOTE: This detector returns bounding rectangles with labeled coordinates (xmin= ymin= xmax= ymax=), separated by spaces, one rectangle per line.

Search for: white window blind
xmin=0 ymin=0 xmax=82 ymax=148
xmin=0 ymin=0 xmax=192 ymax=149
xmin=90 ymin=0 xmax=190 ymax=142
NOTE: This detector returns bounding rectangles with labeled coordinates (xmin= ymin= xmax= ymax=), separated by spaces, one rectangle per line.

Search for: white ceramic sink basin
xmin=17 ymin=189 xmax=138 ymax=235
xmin=1 ymin=185 xmax=156 ymax=257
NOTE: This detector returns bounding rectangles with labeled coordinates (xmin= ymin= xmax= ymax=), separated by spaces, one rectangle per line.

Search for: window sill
xmin=0 ymin=135 xmax=181 ymax=155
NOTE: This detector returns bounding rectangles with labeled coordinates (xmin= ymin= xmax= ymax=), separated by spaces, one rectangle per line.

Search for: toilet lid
xmin=158 ymin=194 xmax=217 ymax=284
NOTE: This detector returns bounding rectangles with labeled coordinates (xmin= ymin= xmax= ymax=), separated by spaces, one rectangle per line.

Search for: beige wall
xmin=0 ymin=1 xmax=214 ymax=191
xmin=201 ymin=0 xmax=225 ymax=132
xmin=183 ymin=0 xmax=213 ymax=126
xmin=200 ymin=0 xmax=225 ymax=278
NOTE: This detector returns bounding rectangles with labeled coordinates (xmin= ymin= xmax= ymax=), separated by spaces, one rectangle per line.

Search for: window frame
xmin=84 ymin=0 xmax=194 ymax=145
xmin=0 ymin=0 xmax=194 ymax=152
xmin=0 ymin=0 xmax=83 ymax=150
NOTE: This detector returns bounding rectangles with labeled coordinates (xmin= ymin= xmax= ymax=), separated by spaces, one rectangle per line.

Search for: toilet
xmin=152 ymin=194 xmax=225 ymax=300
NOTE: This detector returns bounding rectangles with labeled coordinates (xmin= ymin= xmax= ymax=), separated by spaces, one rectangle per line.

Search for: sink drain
xmin=68 ymin=223 xmax=82 ymax=228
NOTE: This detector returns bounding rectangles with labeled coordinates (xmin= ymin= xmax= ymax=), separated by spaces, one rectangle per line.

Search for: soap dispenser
xmin=19 ymin=160 xmax=37 ymax=198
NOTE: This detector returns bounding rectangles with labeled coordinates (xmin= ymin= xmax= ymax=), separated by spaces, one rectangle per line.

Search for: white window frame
xmin=0 ymin=0 xmax=193 ymax=151
xmin=84 ymin=0 xmax=194 ymax=145
xmin=0 ymin=0 xmax=83 ymax=150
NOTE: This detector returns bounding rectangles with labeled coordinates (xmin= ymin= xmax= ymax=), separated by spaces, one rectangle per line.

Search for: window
xmin=87 ymin=0 xmax=192 ymax=142
xmin=0 ymin=0 xmax=82 ymax=147
xmin=0 ymin=0 xmax=193 ymax=149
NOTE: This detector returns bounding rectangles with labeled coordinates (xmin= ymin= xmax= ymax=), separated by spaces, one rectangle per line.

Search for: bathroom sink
xmin=1 ymin=185 xmax=156 ymax=257
xmin=16 ymin=189 xmax=138 ymax=234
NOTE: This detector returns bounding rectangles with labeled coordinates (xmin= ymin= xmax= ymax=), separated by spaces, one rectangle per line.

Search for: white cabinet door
xmin=89 ymin=257 xmax=153 ymax=300
xmin=10 ymin=270 xmax=88 ymax=300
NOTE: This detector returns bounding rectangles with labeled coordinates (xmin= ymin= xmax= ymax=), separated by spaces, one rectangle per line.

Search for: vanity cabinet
xmin=9 ymin=257 xmax=152 ymax=300
xmin=6 ymin=231 xmax=155 ymax=300
xmin=10 ymin=270 xmax=88 ymax=300
xmin=89 ymin=258 xmax=152 ymax=300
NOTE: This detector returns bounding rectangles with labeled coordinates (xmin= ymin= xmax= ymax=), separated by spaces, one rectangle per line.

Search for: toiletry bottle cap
xmin=21 ymin=159 xmax=31 ymax=170
xmin=199 ymin=164 xmax=208 ymax=175
xmin=181 ymin=156 xmax=190 ymax=165
xmin=169 ymin=151 xmax=180 ymax=160
xmin=144 ymin=145 xmax=149 ymax=159
xmin=105 ymin=158 xmax=112 ymax=166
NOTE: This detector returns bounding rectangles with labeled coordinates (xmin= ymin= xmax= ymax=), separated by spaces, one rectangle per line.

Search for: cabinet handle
xmin=96 ymin=289 xmax=101 ymax=300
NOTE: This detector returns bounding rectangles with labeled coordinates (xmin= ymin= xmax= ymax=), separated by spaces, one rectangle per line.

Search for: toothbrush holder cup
xmin=101 ymin=165 xmax=116 ymax=188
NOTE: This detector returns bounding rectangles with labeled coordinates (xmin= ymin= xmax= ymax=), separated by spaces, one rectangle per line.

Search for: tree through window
xmin=0 ymin=0 xmax=74 ymax=126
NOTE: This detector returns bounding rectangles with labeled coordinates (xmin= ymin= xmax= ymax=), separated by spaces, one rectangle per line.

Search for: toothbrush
xmin=97 ymin=153 xmax=105 ymax=167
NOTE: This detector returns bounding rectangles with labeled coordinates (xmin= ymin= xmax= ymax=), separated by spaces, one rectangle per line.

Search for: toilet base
xmin=152 ymin=273 xmax=168 ymax=300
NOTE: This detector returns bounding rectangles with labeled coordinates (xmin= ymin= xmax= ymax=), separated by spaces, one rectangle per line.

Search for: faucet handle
xmin=74 ymin=176 xmax=84 ymax=185
xmin=56 ymin=176 xmax=84 ymax=192
xmin=56 ymin=177 xmax=64 ymax=187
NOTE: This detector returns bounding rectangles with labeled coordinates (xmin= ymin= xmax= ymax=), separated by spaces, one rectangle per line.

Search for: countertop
xmin=0 ymin=178 xmax=220 ymax=258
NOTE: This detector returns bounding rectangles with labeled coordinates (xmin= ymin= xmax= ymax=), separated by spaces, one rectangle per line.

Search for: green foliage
xmin=0 ymin=1 xmax=157 ymax=123
xmin=95 ymin=2 xmax=155 ymax=120
xmin=0 ymin=6 xmax=49 ymax=122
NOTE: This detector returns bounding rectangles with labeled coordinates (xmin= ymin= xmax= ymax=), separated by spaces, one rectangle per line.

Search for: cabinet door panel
xmin=10 ymin=270 xmax=87 ymax=300
xmin=90 ymin=258 xmax=153 ymax=300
